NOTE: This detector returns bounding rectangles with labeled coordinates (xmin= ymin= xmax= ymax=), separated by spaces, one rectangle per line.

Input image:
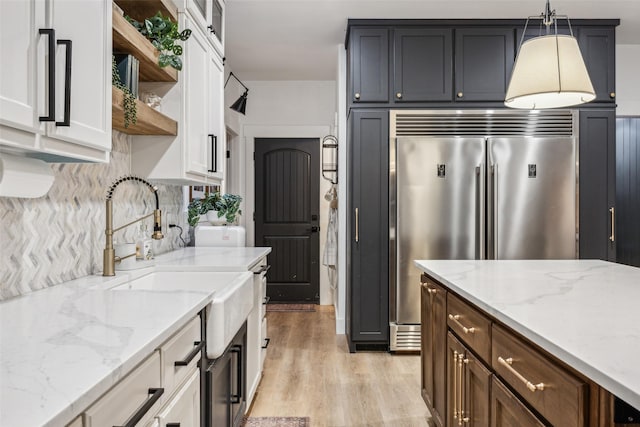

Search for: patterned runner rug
xmin=242 ymin=417 xmax=310 ymax=426
xmin=265 ymin=304 xmax=316 ymax=312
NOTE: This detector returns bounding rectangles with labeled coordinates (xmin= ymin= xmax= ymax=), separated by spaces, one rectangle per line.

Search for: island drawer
xmin=160 ymin=316 xmax=202 ymax=399
xmin=492 ymin=324 xmax=586 ymax=427
xmin=447 ymin=292 xmax=491 ymax=363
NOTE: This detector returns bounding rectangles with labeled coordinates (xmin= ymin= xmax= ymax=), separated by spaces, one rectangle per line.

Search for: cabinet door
xmin=184 ymin=22 xmax=211 ymax=177
xmin=206 ymin=53 xmax=224 ymax=182
xmin=578 ymin=27 xmax=616 ymax=103
xmin=393 ymin=28 xmax=452 ymax=102
xmin=579 ymin=110 xmax=616 ymax=261
xmin=491 ymin=377 xmax=546 ymax=427
xmin=421 ymin=278 xmax=446 ymax=427
xmin=156 ymin=370 xmax=200 ymax=427
xmin=0 ymin=0 xmax=45 ymax=136
xmin=454 ymin=28 xmax=515 ymax=101
xmin=348 ymin=110 xmax=389 ymax=348
xmin=447 ymin=333 xmax=466 ymax=427
xmin=464 ymin=349 xmax=491 ymax=427
xmin=46 ymin=0 xmax=111 ymax=151
xmin=349 ymin=28 xmax=389 ymax=104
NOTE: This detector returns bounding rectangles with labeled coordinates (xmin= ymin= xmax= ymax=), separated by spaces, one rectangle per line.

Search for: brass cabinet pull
xmin=355 ymin=208 xmax=359 ymax=242
xmin=609 ymin=207 xmax=615 ymax=242
xmin=449 ymin=314 xmax=475 ymax=334
xmin=498 ymin=356 xmax=545 ymax=392
xmin=420 ymin=283 xmax=437 ymax=295
xmin=462 ymin=356 xmax=469 ymax=424
xmin=354 ymin=92 xmax=361 ymax=100
xmin=453 ymin=350 xmax=459 ymax=422
xmin=457 ymin=353 xmax=464 ymax=426
xmin=396 ymin=92 xmax=402 ymax=99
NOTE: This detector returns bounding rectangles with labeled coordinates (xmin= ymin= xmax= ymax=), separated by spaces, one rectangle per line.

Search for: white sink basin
xmin=109 ymin=270 xmax=254 ymax=359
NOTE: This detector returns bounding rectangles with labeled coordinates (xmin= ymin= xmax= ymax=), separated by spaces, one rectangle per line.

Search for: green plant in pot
xmin=112 ymin=56 xmax=137 ymax=128
xmin=187 ymin=192 xmax=242 ymax=227
xmin=126 ymin=12 xmax=192 ymax=71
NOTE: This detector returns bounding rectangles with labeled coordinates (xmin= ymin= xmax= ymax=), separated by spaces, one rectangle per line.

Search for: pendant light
xmin=505 ymin=0 xmax=595 ymax=109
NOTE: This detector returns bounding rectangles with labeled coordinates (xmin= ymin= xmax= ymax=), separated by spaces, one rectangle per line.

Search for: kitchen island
xmin=416 ymin=259 xmax=640 ymax=426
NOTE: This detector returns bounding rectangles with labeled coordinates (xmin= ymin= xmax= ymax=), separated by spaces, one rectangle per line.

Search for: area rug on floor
xmin=242 ymin=416 xmax=310 ymax=427
xmin=265 ymin=304 xmax=316 ymax=312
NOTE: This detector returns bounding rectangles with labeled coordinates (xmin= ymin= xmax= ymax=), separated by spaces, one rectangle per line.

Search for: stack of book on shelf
xmin=114 ymin=53 xmax=139 ymax=97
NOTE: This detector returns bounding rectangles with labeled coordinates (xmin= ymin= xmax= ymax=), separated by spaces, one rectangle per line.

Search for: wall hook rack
xmin=322 ymin=135 xmax=338 ymax=184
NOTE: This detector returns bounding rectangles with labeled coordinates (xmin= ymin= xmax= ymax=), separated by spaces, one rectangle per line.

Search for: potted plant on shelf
xmin=187 ymin=192 xmax=242 ymax=227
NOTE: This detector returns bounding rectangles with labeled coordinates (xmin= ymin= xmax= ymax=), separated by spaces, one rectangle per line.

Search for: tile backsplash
xmin=0 ymin=132 xmax=188 ymax=301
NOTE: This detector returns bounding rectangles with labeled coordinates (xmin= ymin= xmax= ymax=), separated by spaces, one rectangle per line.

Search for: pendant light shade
xmin=229 ymin=90 xmax=248 ymax=115
xmin=505 ymin=0 xmax=595 ymax=109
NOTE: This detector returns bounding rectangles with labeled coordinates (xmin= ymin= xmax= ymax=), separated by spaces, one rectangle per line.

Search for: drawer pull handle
xmin=421 ymin=283 xmax=437 ymax=294
xmin=174 ymin=341 xmax=205 ymax=366
xmin=449 ymin=314 xmax=475 ymax=334
xmin=254 ymin=264 xmax=271 ymax=274
xmin=115 ymin=387 xmax=164 ymax=427
xmin=262 ymin=337 xmax=271 ymax=349
xmin=498 ymin=356 xmax=545 ymax=392
xmin=609 ymin=207 xmax=615 ymax=242
xmin=453 ymin=350 xmax=459 ymax=421
xmin=263 ymin=295 xmax=271 ymax=305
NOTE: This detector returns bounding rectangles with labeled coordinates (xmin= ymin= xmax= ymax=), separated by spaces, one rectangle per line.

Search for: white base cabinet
xmin=0 ymin=0 xmax=111 ymax=163
xmin=246 ymin=258 xmax=269 ymax=409
xmin=157 ymin=370 xmax=201 ymax=427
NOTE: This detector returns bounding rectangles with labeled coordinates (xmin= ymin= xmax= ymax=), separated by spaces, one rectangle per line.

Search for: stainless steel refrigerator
xmin=389 ymin=110 xmax=578 ymax=351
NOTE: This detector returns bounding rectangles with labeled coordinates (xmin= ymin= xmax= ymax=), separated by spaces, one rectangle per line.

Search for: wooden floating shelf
xmin=112 ymin=86 xmax=177 ymax=135
xmin=112 ymin=9 xmax=178 ymax=82
xmin=114 ymin=0 xmax=178 ymax=23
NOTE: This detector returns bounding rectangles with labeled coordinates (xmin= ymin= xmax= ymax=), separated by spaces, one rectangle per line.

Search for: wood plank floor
xmin=248 ymin=306 xmax=433 ymax=426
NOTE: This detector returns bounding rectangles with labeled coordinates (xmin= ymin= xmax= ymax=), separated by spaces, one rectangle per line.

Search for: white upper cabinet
xmin=0 ymin=0 xmax=111 ymax=162
xmin=184 ymin=0 xmax=225 ymax=58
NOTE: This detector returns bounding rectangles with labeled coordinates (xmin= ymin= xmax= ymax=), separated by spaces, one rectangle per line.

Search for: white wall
xmin=336 ymin=45 xmax=347 ymax=335
xmin=616 ymin=45 xmax=640 ymax=116
xmin=227 ymin=80 xmax=338 ymax=307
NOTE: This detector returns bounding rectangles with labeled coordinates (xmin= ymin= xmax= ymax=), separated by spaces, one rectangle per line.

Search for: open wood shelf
xmin=114 ymin=0 xmax=178 ymax=23
xmin=112 ymin=86 xmax=178 ymax=135
xmin=112 ymin=9 xmax=178 ymax=82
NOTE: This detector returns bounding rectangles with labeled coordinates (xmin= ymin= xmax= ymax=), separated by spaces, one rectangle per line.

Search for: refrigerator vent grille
xmin=390 ymin=325 xmax=421 ymax=351
xmin=392 ymin=110 xmax=574 ymax=137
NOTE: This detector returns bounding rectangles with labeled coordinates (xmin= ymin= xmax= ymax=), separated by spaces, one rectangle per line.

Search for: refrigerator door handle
xmin=476 ymin=164 xmax=485 ymax=260
xmin=491 ymin=164 xmax=499 ymax=259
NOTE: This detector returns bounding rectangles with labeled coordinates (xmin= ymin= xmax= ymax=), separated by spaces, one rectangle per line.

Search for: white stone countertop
xmin=414 ymin=259 xmax=640 ymax=410
xmin=0 ymin=246 xmax=270 ymax=427
xmin=154 ymin=247 xmax=271 ymax=271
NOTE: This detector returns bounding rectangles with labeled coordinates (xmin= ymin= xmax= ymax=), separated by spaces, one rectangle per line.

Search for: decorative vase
xmin=206 ymin=210 xmax=226 ymax=225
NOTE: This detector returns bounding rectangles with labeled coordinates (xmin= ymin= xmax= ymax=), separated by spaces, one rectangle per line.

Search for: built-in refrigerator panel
xmin=487 ymin=137 xmax=577 ymax=259
xmin=392 ymin=137 xmax=485 ymax=326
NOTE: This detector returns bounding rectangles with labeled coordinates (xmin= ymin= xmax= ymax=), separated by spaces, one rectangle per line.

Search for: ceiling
xmin=224 ymin=0 xmax=640 ymax=81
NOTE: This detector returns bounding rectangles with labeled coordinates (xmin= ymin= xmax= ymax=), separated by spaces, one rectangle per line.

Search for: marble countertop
xmin=414 ymin=259 xmax=640 ymax=410
xmin=0 ymin=246 xmax=270 ymax=427
xmin=154 ymin=247 xmax=271 ymax=271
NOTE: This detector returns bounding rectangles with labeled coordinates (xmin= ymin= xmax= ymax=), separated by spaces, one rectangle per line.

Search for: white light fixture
xmin=505 ymin=0 xmax=595 ymax=110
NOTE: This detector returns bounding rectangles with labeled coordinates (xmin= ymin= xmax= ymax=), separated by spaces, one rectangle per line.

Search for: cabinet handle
xmin=354 ymin=208 xmax=359 ymax=243
xmin=354 ymin=92 xmax=361 ymax=100
xmin=396 ymin=92 xmax=402 ymax=99
xmin=230 ymin=345 xmax=243 ymax=404
xmin=609 ymin=207 xmax=615 ymax=242
xmin=207 ymin=24 xmax=216 ymax=34
xmin=453 ymin=350 xmax=459 ymax=422
xmin=263 ymin=295 xmax=271 ymax=305
xmin=497 ymin=356 xmax=545 ymax=392
xmin=448 ymin=314 xmax=475 ymax=334
xmin=458 ymin=353 xmax=465 ymax=426
xmin=55 ymin=39 xmax=72 ymax=127
xmin=610 ymin=92 xmax=616 ymax=99
xmin=174 ymin=341 xmax=205 ymax=366
xmin=114 ymin=387 xmax=164 ymax=427
xmin=166 ymin=424 xmax=180 ymax=427
xmin=39 ymin=29 xmax=56 ymax=122
xmin=254 ymin=264 xmax=271 ymax=275
xmin=207 ymin=134 xmax=217 ymax=173
xmin=457 ymin=92 xmax=463 ymax=98
xmin=262 ymin=337 xmax=271 ymax=349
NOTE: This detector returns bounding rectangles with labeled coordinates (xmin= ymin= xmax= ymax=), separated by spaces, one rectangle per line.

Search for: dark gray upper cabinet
xmin=349 ymin=28 xmax=389 ymax=104
xmin=578 ymin=27 xmax=616 ymax=104
xmin=393 ymin=28 xmax=453 ymax=102
xmin=579 ymin=109 xmax=616 ymax=261
xmin=454 ymin=28 xmax=515 ymax=102
xmin=347 ymin=110 xmax=389 ymax=351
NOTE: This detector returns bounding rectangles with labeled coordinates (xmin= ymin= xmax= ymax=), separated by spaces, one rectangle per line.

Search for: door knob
xmin=354 ymin=93 xmax=361 ymax=100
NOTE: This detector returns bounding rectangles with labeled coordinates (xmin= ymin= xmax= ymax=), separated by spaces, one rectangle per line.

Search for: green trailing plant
xmin=126 ymin=12 xmax=192 ymax=71
xmin=112 ymin=56 xmax=137 ymax=128
xmin=186 ymin=192 xmax=242 ymax=227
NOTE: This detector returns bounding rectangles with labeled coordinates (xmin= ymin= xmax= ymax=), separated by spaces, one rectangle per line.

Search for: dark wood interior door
xmin=255 ymin=138 xmax=320 ymax=303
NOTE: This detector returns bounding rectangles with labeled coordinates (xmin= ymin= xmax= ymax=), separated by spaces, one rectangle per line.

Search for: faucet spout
xmin=103 ymin=176 xmax=163 ymax=276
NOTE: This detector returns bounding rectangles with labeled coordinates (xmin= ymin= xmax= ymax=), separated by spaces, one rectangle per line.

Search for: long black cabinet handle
xmin=262 ymin=337 xmax=271 ymax=349
xmin=39 ymin=29 xmax=55 ymax=122
xmin=253 ymin=265 xmax=271 ymax=275
xmin=114 ymin=387 xmax=164 ymax=427
xmin=207 ymin=134 xmax=217 ymax=173
xmin=230 ymin=345 xmax=243 ymax=404
xmin=263 ymin=295 xmax=271 ymax=305
xmin=166 ymin=424 xmax=181 ymax=427
xmin=55 ymin=39 xmax=72 ymax=126
xmin=174 ymin=341 xmax=205 ymax=366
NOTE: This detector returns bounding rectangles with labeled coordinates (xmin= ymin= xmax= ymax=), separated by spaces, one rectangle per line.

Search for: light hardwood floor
xmin=248 ymin=306 xmax=433 ymax=427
